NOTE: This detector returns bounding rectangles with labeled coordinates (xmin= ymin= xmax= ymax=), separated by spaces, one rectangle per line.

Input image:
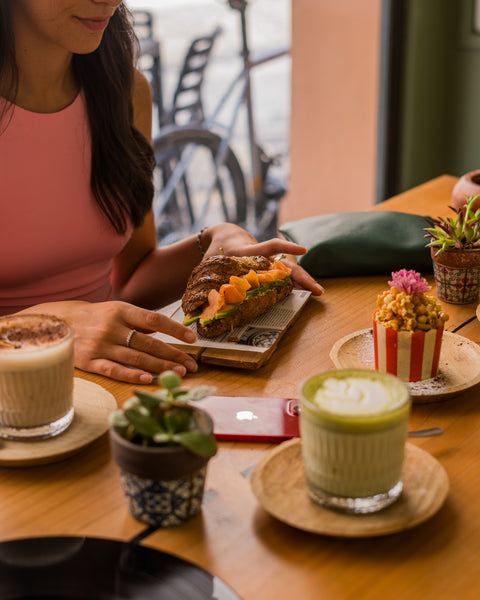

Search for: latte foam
xmin=0 ymin=314 xmax=74 ymax=435
xmin=0 ymin=315 xmax=70 ymax=351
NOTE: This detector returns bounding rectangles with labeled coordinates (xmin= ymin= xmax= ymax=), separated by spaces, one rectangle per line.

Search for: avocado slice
xmin=214 ymin=304 xmax=240 ymax=319
xmin=246 ymin=276 xmax=290 ymax=298
xmin=183 ymin=312 xmax=200 ymax=326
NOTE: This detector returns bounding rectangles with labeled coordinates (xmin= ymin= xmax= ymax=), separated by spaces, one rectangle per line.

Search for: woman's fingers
xmin=203 ymin=223 xmax=307 ymax=260
xmin=78 ymin=338 xmax=198 ymax=385
xmin=84 ymin=358 xmax=160 ymax=385
xmin=87 ymin=357 xmax=155 ymax=384
xmin=112 ymin=315 xmax=199 ymax=381
xmin=225 ymin=239 xmax=307 ymax=259
xmin=69 ymin=302 xmax=200 ymax=383
xmin=124 ymin=306 xmax=197 ymax=343
xmin=282 ymin=260 xmax=325 ymax=296
xmin=115 ymin=330 xmax=198 ymax=373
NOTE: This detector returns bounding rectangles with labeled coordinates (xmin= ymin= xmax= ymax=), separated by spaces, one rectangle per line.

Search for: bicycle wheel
xmin=152 ymin=125 xmax=248 ymax=245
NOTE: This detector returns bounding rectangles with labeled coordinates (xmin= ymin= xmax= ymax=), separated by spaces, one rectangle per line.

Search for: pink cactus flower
xmin=388 ymin=269 xmax=431 ymax=294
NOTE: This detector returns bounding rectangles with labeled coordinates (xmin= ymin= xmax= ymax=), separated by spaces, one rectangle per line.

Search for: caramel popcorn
xmin=373 ymin=269 xmax=449 ymax=332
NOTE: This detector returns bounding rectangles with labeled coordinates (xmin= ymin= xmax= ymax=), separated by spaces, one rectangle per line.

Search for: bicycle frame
xmin=209 ymin=0 xmax=290 ymax=228
xmin=154 ymin=0 xmax=290 ymax=234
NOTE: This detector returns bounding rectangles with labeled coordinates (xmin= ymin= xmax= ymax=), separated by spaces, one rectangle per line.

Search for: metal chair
xmin=133 ymin=10 xmax=165 ymax=129
xmin=165 ymin=26 xmax=222 ymax=126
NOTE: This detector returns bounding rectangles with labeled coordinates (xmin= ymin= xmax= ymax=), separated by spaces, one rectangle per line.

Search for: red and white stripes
xmin=373 ymin=321 xmax=443 ymax=382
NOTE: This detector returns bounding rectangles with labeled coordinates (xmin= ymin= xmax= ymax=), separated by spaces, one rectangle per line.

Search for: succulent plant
xmin=110 ymin=371 xmax=217 ymax=458
xmin=424 ymin=194 xmax=480 ymax=255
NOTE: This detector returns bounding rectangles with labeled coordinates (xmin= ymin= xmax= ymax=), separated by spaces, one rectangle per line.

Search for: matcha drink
xmin=0 ymin=314 xmax=74 ymax=439
xmin=300 ymin=369 xmax=411 ymax=513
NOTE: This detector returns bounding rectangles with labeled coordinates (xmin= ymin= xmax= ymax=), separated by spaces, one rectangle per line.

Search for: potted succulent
xmin=424 ymin=194 xmax=480 ymax=304
xmin=109 ymin=371 xmax=217 ymax=527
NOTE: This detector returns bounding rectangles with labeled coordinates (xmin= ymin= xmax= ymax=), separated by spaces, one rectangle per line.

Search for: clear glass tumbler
xmin=299 ymin=368 xmax=411 ymax=514
xmin=0 ymin=314 xmax=74 ymax=440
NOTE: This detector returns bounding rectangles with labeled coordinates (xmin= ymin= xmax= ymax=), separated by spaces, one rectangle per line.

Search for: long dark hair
xmin=0 ymin=3 xmax=154 ymax=234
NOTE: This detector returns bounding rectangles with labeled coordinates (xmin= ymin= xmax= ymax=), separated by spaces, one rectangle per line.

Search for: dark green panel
xmin=398 ymin=0 xmax=456 ymax=192
xmin=391 ymin=0 xmax=480 ymax=195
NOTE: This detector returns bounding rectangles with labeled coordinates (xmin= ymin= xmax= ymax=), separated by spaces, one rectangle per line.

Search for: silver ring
xmin=126 ymin=329 xmax=136 ymax=348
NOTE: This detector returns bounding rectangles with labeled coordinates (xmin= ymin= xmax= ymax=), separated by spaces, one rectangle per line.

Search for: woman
xmin=0 ymin=0 xmax=323 ymax=384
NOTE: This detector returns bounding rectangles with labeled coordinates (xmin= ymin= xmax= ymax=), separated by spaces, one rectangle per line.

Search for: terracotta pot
xmin=430 ymin=247 xmax=480 ymax=304
xmin=109 ymin=407 xmax=214 ymax=527
xmin=451 ymin=171 xmax=480 ymax=211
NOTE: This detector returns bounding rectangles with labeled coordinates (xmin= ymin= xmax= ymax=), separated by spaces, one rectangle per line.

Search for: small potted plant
xmin=424 ymin=194 xmax=480 ymax=303
xmin=109 ymin=371 xmax=217 ymax=527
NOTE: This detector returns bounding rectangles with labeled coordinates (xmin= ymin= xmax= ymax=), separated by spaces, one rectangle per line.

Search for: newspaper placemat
xmin=153 ymin=290 xmax=311 ymax=369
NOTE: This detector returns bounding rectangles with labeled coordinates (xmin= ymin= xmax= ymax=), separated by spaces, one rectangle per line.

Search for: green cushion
xmin=279 ymin=211 xmax=432 ymax=277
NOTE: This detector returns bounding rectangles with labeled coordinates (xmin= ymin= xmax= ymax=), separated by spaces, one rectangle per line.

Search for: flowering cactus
xmin=388 ymin=269 xmax=431 ymax=294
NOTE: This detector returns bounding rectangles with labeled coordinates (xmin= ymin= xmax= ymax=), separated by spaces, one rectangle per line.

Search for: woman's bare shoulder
xmin=132 ymin=68 xmax=153 ymax=140
xmin=133 ymin=68 xmax=151 ymax=101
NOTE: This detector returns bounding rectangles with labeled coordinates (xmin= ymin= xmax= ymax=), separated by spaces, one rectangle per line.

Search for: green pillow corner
xmin=279 ymin=211 xmax=433 ymax=278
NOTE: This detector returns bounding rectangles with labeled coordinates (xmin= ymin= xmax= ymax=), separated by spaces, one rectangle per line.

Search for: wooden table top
xmin=1 ymin=174 xmax=479 ymax=599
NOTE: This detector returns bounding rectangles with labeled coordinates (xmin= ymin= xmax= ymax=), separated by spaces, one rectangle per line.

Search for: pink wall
xmin=280 ymin=0 xmax=382 ymax=224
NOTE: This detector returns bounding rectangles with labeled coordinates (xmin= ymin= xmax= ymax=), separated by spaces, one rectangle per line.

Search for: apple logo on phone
xmin=235 ymin=411 xmax=259 ymax=421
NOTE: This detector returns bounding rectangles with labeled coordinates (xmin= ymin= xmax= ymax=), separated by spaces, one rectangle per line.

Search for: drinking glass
xmin=299 ymin=368 xmax=411 ymax=514
xmin=0 ymin=314 xmax=74 ymax=440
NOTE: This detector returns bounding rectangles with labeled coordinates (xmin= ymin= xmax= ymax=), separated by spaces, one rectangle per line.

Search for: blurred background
xmin=125 ymin=0 xmax=480 ymax=231
xmin=126 ymin=0 xmax=290 ymax=184
xmin=126 ymin=0 xmax=292 ymax=241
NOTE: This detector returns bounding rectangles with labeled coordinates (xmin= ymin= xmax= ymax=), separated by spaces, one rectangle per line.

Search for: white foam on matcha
xmin=313 ymin=376 xmax=402 ymax=415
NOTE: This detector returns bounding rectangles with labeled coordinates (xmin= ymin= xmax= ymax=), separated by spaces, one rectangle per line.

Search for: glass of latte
xmin=0 ymin=314 xmax=74 ymax=440
xmin=299 ymin=369 xmax=411 ymax=514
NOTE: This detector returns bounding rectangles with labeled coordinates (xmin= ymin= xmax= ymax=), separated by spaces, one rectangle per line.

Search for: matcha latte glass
xmin=299 ymin=369 xmax=411 ymax=514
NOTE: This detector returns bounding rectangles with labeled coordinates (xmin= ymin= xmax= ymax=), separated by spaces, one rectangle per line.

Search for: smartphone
xmin=196 ymin=395 xmax=300 ymax=443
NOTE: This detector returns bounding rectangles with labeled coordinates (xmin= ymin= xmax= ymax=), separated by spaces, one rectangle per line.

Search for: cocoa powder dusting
xmin=0 ymin=315 xmax=69 ymax=349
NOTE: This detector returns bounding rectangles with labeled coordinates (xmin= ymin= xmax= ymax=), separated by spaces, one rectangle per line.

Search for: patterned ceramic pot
xmin=109 ymin=408 xmax=213 ymax=527
xmin=431 ymin=247 xmax=480 ymax=304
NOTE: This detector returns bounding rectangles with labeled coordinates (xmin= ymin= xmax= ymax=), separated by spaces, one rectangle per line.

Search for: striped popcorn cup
xmin=373 ymin=320 xmax=444 ymax=382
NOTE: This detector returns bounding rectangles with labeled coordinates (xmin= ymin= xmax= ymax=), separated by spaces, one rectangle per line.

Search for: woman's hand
xmin=202 ymin=224 xmax=325 ymax=296
xmin=276 ymin=258 xmax=325 ymax=296
xmin=19 ymin=301 xmax=198 ymax=384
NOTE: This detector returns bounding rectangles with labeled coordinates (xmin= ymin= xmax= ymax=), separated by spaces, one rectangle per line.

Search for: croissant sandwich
xmin=181 ymin=255 xmax=293 ymax=338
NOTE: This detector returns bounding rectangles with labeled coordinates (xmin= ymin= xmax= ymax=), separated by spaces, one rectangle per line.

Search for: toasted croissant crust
xmin=181 ymin=255 xmax=271 ymax=314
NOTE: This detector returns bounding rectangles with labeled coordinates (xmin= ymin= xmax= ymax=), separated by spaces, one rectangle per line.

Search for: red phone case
xmin=197 ymin=395 xmax=300 ymax=443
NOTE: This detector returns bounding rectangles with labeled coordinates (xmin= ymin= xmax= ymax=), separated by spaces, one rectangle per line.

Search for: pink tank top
xmin=0 ymin=93 xmax=132 ymax=315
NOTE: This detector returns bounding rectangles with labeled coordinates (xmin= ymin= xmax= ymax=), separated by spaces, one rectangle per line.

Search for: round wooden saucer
xmin=251 ymin=438 xmax=449 ymax=538
xmin=0 ymin=378 xmax=117 ymax=467
xmin=330 ymin=329 xmax=480 ymax=402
